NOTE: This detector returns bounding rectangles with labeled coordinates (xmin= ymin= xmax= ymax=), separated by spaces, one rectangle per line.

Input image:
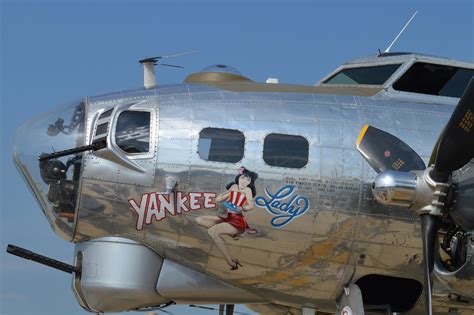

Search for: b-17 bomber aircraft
xmin=7 ymin=50 xmax=474 ymax=315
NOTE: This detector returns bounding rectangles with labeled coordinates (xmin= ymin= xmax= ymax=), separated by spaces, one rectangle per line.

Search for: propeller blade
xmin=431 ymin=78 xmax=474 ymax=182
xmin=160 ymin=63 xmax=184 ymax=69
xmin=428 ymin=131 xmax=442 ymax=167
xmin=420 ymin=214 xmax=440 ymax=315
xmin=356 ymin=125 xmax=426 ymax=173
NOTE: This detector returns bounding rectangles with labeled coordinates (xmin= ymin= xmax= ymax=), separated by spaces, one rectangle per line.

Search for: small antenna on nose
xmin=384 ymin=11 xmax=418 ymax=53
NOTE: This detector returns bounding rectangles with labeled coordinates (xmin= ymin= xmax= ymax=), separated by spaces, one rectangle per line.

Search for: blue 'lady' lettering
xmin=255 ymin=185 xmax=309 ymax=228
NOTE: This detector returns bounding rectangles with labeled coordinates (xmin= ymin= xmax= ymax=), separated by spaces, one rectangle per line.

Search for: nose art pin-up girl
xmin=195 ymin=167 xmax=258 ymax=270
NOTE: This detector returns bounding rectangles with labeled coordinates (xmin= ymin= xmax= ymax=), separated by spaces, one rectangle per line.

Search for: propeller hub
xmin=372 ymin=168 xmax=449 ymax=216
xmin=358 ymin=78 xmax=474 ymax=315
xmin=372 ymin=170 xmax=417 ymax=207
xmin=414 ymin=168 xmax=449 ymax=216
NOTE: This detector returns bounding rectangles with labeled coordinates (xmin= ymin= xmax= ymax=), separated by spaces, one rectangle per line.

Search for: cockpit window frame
xmin=114 ymin=110 xmax=152 ymax=155
xmin=319 ymin=55 xmax=474 ymax=102
xmin=322 ymin=63 xmax=402 ymax=86
xmin=108 ymin=102 xmax=157 ymax=160
xmin=392 ymin=61 xmax=474 ymax=98
xmin=93 ymin=107 xmax=114 ymax=144
xmin=319 ymin=61 xmax=405 ymax=88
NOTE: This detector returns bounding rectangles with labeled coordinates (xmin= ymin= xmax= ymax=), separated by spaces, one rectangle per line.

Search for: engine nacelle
xmin=451 ymin=162 xmax=474 ymax=231
xmin=434 ymin=236 xmax=474 ymax=300
xmin=72 ymin=237 xmax=264 ymax=313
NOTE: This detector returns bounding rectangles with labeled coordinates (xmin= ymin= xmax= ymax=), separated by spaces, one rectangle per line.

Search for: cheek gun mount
xmin=6 ymin=244 xmax=80 ymax=275
xmin=38 ymin=139 xmax=107 ymax=162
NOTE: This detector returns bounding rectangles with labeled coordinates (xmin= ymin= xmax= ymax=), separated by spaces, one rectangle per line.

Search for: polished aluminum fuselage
xmin=71 ymin=81 xmax=461 ymax=311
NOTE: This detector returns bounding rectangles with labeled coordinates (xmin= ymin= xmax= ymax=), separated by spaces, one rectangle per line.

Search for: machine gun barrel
xmin=6 ymin=244 xmax=80 ymax=274
xmin=38 ymin=140 xmax=106 ymax=162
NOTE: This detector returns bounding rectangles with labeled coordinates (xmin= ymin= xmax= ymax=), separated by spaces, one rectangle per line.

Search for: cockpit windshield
xmin=393 ymin=62 xmax=474 ymax=98
xmin=13 ymin=101 xmax=86 ymax=240
xmin=323 ymin=64 xmax=401 ymax=85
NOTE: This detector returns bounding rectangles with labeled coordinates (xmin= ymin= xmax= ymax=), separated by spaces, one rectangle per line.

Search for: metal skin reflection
xmin=11 ymin=52 xmax=474 ymax=314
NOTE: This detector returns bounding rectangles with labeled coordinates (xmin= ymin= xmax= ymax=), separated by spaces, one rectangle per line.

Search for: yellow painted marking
xmin=356 ymin=125 xmax=370 ymax=148
xmin=239 ymin=279 xmax=260 ymax=285
xmin=333 ymin=217 xmax=354 ymax=238
xmin=459 ymin=109 xmax=473 ymax=133
xmin=309 ymin=240 xmax=335 ymax=257
xmin=258 ymin=271 xmax=291 ymax=283
xmin=331 ymin=252 xmax=350 ymax=264
xmin=392 ymin=158 xmax=405 ymax=170
xmin=288 ymin=277 xmax=310 ymax=287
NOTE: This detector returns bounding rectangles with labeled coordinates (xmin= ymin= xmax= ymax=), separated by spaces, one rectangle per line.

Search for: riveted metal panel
xmin=69 ymin=78 xmax=474 ymax=313
xmin=283 ymin=102 xmax=318 ymax=123
xmin=223 ymin=101 xmax=256 ymax=121
xmin=82 ymin=97 xmax=158 ymax=187
xmin=158 ymin=101 xmax=192 ymax=121
xmin=156 ymin=259 xmax=265 ymax=303
xmin=193 ymin=101 xmax=228 ymax=121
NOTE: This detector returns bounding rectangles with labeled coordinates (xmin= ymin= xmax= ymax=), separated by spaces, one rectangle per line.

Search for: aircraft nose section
xmin=13 ymin=101 xmax=86 ymax=241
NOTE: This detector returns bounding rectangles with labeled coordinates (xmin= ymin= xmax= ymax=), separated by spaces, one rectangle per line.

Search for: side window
xmin=263 ymin=133 xmax=309 ymax=168
xmin=198 ymin=128 xmax=244 ymax=163
xmin=115 ymin=111 xmax=151 ymax=153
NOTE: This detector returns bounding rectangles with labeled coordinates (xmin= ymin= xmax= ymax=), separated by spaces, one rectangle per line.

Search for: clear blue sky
xmin=1 ymin=0 xmax=472 ymax=314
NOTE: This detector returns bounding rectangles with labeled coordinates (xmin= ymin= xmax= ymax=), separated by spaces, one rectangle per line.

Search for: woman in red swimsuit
xmin=195 ymin=167 xmax=258 ymax=270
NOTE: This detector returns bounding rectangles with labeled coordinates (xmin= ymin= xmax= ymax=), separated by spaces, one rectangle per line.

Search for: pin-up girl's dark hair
xmin=226 ymin=167 xmax=259 ymax=197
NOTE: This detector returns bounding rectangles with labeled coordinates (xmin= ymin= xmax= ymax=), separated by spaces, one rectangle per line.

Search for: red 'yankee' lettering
xmin=128 ymin=191 xmax=217 ymax=230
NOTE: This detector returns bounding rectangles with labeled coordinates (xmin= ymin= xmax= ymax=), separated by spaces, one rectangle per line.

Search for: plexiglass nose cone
xmin=13 ymin=101 xmax=86 ymax=240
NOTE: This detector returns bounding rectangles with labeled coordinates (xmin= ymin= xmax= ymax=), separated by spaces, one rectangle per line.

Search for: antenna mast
xmin=138 ymin=50 xmax=198 ymax=89
xmin=384 ymin=11 xmax=418 ymax=53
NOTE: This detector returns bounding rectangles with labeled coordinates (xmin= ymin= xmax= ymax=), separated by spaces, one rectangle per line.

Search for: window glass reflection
xmin=116 ymin=111 xmax=151 ymax=153
xmin=198 ymin=128 xmax=244 ymax=163
xmin=263 ymin=133 xmax=309 ymax=168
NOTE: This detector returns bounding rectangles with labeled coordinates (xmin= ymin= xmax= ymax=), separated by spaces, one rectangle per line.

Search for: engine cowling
xmin=434 ymin=236 xmax=474 ymax=300
xmin=450 ymin=162 xmax=474 ymax=231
